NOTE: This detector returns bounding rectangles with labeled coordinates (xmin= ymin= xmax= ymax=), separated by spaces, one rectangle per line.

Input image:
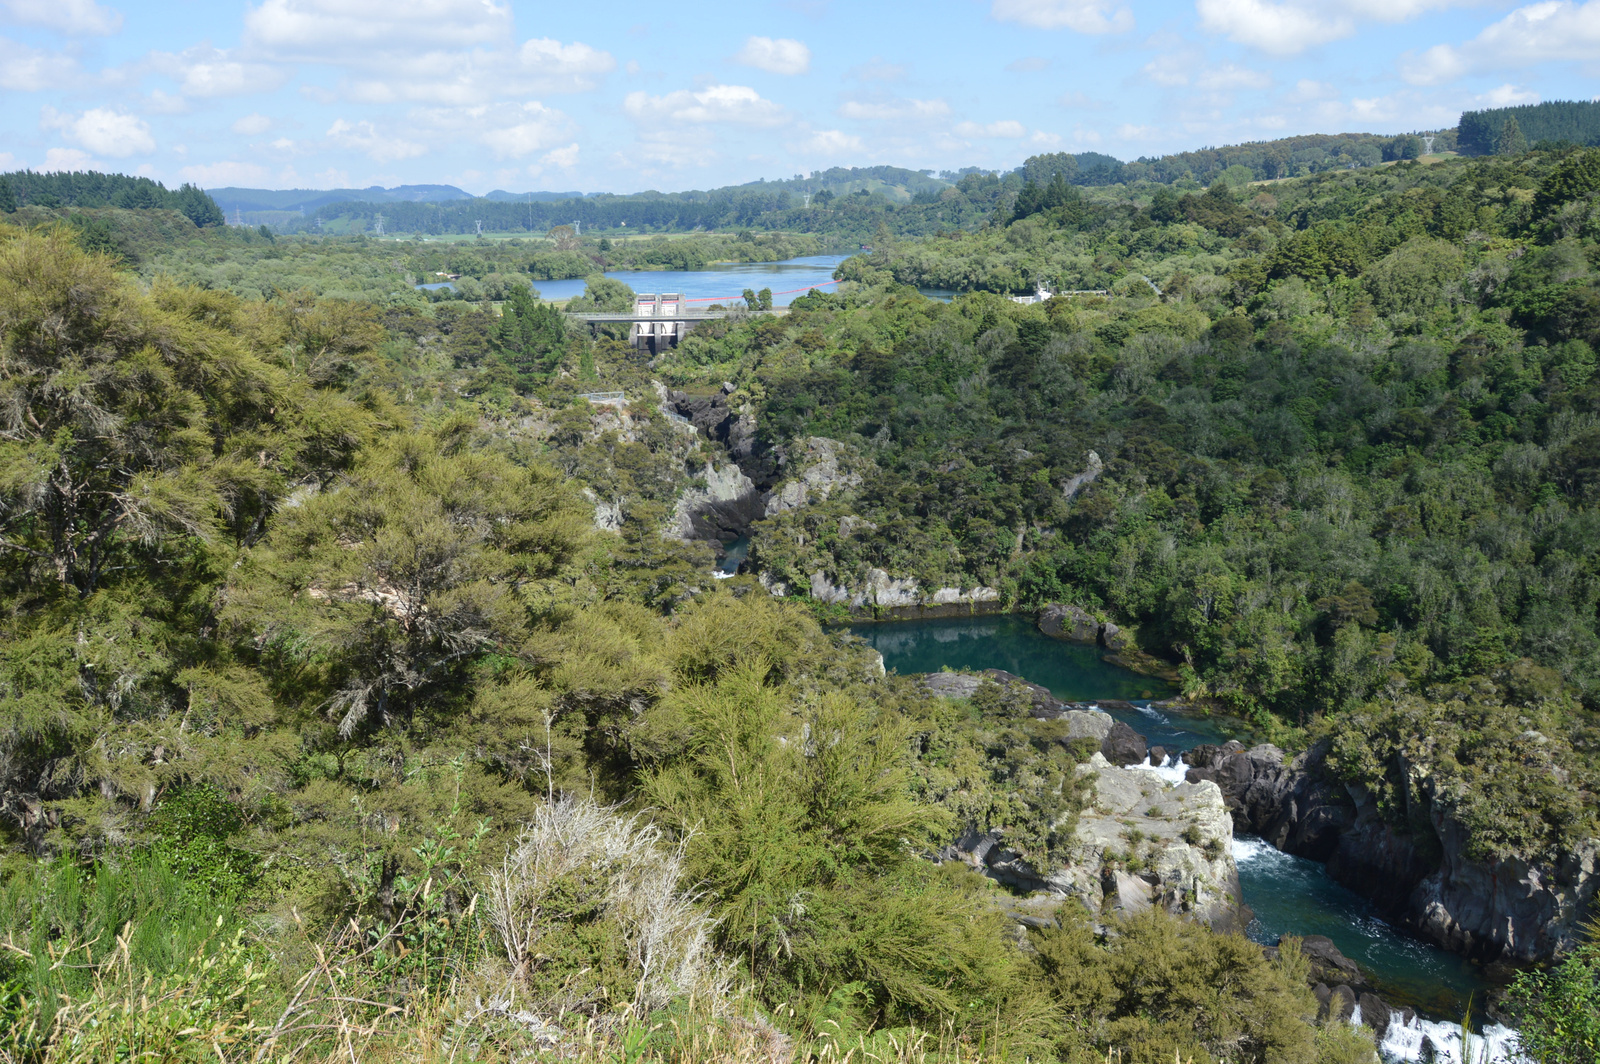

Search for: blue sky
xmin=2 ymin=0 xmax=1597 ymax=194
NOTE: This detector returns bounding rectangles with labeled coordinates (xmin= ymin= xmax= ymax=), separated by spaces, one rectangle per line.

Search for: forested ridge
xmin=0 ymin=144 xmax=1598 ymax=1063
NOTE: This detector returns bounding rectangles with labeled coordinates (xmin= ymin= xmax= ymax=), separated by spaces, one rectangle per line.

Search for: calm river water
xmin=853 ymin=614 xmax=1522 ymax=1061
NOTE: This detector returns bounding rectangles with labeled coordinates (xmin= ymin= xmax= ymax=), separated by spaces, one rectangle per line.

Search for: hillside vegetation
xmin=2 ymin=143 xmax=1599 ymax=1061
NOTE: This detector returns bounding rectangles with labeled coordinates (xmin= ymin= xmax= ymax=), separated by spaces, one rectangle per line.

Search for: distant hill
xmin=1458 ymin=100 xmax=1600 ymax=155
xmin=206 ymin=184 xmax=474 ymax=213
xmin=482 ymin=190 xmax=585 ymax=202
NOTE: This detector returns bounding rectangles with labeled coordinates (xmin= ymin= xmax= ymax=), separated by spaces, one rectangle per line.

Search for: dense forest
xmin=2 ymin=141 xmax=1599 ymax=1063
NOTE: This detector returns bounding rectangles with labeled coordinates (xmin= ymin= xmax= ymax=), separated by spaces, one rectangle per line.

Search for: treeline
xmin=0 ymin=169 xmax=224 ymax=227
xmin=1459 ymin=100 xmax=1600 ymax=155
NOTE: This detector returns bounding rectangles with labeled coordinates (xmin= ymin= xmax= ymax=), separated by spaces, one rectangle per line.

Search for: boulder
xmin=982 ymin=669 xmax=1064 ymax=715
xmin=1294 ymin=935 xmax=1368 ymax=991
xmin=1326 ymin=983 xmax=1358 ymax=1024
xmin=1040 ymin=604 xmax=1099 ymax=644
xmin=920 ymin=673 xmax=984 ymax=700
xmin=1149 ymin=745 xmax=1168 ymax=767
xmin=1100 ymin=621 xmax=1133 ymax=652
xmin=1061 ymin=709 xmax=1115 ymax=741
xmin=1358 ymin=992 xmax=1393 ymax=1039
xmin=1100 ymin=721 xmax=1149 ymax=767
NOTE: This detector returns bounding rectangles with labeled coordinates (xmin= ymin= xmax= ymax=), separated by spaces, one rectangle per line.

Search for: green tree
xmin=1506 ymin=938 xmax=1600 ymax=1064
xmin=0 ymin=178 xmax=15 ymax=214
xmin=495 ymin=285 xmax=567 ymax=385
xmin=223 ymin=425 xmax=589 ymax=736
xmin=1498 ymin=117 xmax=1529 ymax=156
xmin=1533 ymin=149 xmax=1600 ymax=217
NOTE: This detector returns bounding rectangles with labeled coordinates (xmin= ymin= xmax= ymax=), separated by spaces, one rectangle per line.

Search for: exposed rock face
xmin=1040 ymin=604 xmax=1099 ymax=644
xmin=946 ymin=754 xmax=1240 ymax=929
xmin=764 ymin=437 xmax=864 ymax=515
xmin=801 ymin=569 xmax=1000 ymax=614
xmin=582 ymin=489 xmax=624 ymax=533
xmin=667 ymin=463 xmax=765 ymax=541
xmin=1062 ymin=450 xmax=1103 ymax=501
xmin=1204 ymin=740 xmax=1600 ymax=963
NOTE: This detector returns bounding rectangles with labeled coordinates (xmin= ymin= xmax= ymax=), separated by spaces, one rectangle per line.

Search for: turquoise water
xmin=856 ymin=614 xmax=1504 ymax=1034
xmin=417 ymin=255 xmax=956 ymax=305
xmin=528 ymin=255 xmax=849 ymax=305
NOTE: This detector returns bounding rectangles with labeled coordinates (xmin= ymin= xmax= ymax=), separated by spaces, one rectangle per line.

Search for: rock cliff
xmin=1189 ymin=740 xmax=1600 ymax=963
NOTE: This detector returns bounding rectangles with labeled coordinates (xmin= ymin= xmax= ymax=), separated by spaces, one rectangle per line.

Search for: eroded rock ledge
xmin=1188 ymin=739 xmax=1600 ymax=964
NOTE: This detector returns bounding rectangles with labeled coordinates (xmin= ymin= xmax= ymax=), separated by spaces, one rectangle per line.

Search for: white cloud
xmin=1197 ymin=0 xmax=1471 ymax=55
xmin=1405 ymin=2 xmax=1600 ymax=84
xmin=314 ymin=167 xmax=352 ymax=187
xmin=337 ymin=37 xmax=613 ymax=103
xmin=232 ymin=113 xmax=274 ymax=135
xmin=804 ymin=129 xmax=864 ymax=153
xmin=2 ymin=0 xmax=121 ymax=35
xmin=1143 ymin=55 xmax=1193 ymax=86
xmin=954 ymin=119 xmax=1028 ymax=138
xmin=178 ymin=161 xmax=271 ymax=185
xmin=734 ymin=36 xmax=810 ymax=75
xmin=990 ymin=0 xmax=1133 ymax=33
xmin=326 ymin=118 xmax=426 ymax=162
xmin=1196 ymin=63 xmax=1272 ymax=90
xmin=244 ymin=0 xmax=510 ymax=54
xmin=838 ymin=97 xmax=950 ymax=121
xmin=624 ymin=84 xmax=786 ymax=126
xmin=1116 ymin=123 xmax=1160 ymax=139
xmin=0 ymin=36 xmax=78 ymax=89
xmin=476 ymin=102 xmax=568 ymax=157
xmin=1288 ymin=78 xmax=1338 ymax=102
xmin=1475 ymin=83 xmax=1541 ymax=107
xmin=540 ymin=142 xmax=579 ymax=169
xmin=43 ymin=147 xmax=97 ymax=170
xmin=146 ymin=44 xmax=287 ymax=97
xmin=1031 ymin=130 xmax=1065 ymax=146
xmin=44 ymin=106 xmax=155 ymax=156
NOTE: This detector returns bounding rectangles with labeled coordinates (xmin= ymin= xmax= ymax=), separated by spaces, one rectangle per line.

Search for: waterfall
xmin=1377 ymin=1010 xmax=1527 ymax=1064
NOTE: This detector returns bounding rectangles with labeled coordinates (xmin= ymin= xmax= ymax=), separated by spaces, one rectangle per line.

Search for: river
xmin=420 ymin=255 xmax=957 ymax=304
xmin=851 ymin=614 xmax=1527 ymax=1064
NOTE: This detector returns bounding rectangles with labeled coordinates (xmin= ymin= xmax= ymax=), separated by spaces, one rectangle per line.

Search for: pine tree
xmin=1498 ymin=117 xmax=1529 ymax=156
xmin=0 ymin=177 xmax=15 ymax=213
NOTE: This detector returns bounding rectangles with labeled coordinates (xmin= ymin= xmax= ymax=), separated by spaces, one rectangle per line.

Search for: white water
xmin=1124 ymin=753 xmax=1191 ymax=785
xmin=1379 ymin=1013 xmax=1527 ymax=1064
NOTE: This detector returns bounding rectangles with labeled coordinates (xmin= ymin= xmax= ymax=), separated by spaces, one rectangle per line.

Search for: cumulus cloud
xmin=1031 ymin=130 xmax=1064 ymax=146
xmin=43 ymin=147 xmax=97 ymax=170
xmin=847 ymin=56 xmax=906 ymax=81
xmin=43 ymin=106 xmax=155 ymax=156
xmin=540 ymin=142 xmax=579 ymax=168
xmin=0 ymin=36 xmax=79 ymax=89
xmin=2 ymin=0 xmax=122 ymax=35
xmin=326 ymin=118 xmax=426 ymax=162
xmin=232 ymin=113 xmax=274 ymax=135
xmin=990 ymin=0 xmax=1133 ymax=33
xmin=804 ymin=129 xmax=864 ymax=153
xmin=241 ymin=0 xmax=612 ymax=104
xmin=146 ymin=44 xmax=287 ymax=97
xmin=178 ymin=160 xmax=271 ymax=185
xmin=624 ymin=84 xmax=786 ymax=126
xmin=954 ymin=119 xmax=1028 ymax=138
xmin=244 ymin=0 xmax=511 ymax=54
xmin=470 ymin=101 xmax=569 ymax=157
xmin=1197 ymin=0 xmax=1471 ymax=55
xmin=1475 ymin=83 xmax=1541 ymax=107
xmin=837 ymin=97 xmax=950 ymax=121
xmin=1405 ymin=1 xmax=1600 ymax=84
xmin=734 ymin=36 xmax=810 ymax=75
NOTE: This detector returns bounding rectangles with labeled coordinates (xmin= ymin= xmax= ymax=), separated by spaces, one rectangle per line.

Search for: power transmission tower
xmin=572 ymin=218 xmax=581 ymax=235
xmin=475 ymin=219 xmax=483 ymax=236
xmin=374 ymin=213 xmax=384 ymax=236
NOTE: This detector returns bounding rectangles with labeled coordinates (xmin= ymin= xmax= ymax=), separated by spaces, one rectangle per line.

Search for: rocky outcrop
xmin=764 ymin=437 xmax=863 ymax=515
xmin=1062 ymin=450 xmax=1103 ymax=501
xmin=1100 ymin=721 xmax=1149 ymax=767
xmin=1040 ymin=604 xmax=1099 ymax=643
xmin=945 ymin=753 xmax=1240 ymax=929
xmin=667 ymin=463 xmax=765 ymax=541
xmin=801 ymin=569 xmax=1001 ymax=616
xmin=1200 ymin=740 xmax=1600 ymax=963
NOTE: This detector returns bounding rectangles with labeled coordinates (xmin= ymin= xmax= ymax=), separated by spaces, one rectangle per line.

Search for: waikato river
xmin=852 ymin=614 xmax=1526 ymax=1064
